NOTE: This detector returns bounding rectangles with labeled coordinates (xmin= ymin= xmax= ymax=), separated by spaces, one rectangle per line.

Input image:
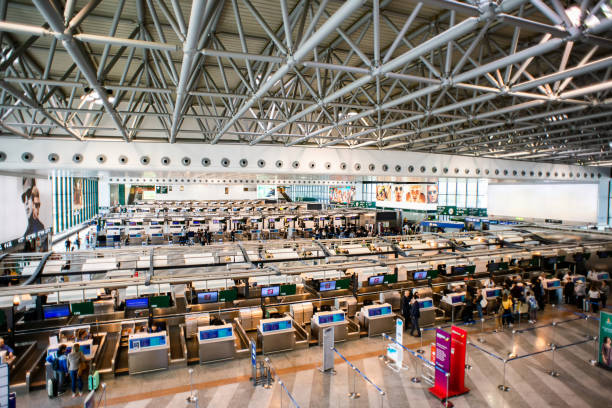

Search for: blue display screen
xmin=451 ymin=295 xmax=465 ymax=303
xmin=486 ymin=289 xmax=501 ymax=297
xmin=152 ymin=233 xmax=163 ymax=237
xmin=172 ymin=221 xmax=180 ymax=225
xmin=261 ymin=286 xmax=280 ymax=297
xmin=262 ymin=320 xmax=292 ymax=332
xmin=198 ymin=291 xmax=218 ymax=303
xmin=369 ymin=306 xmax=391 ymax=317
xmin=548 ymin=280 xmax=561 ymax=288
xmin=419 ymin=300 xmax=433 ymax=308
xmin=547 ymin=257 xmax=557 ymax=265
xmin=368 ymin=275 xmax=385 ymax=285
xmin=129 ymin=335 xmax=166 ymax=350
xmin=453 ymin=267 xmax=466 ymax=275
xmin=126 ymin=297 xmax=149 ymax=308
xmin=192 ymin=221 xmax=200 ymax=224
xmin=44 ymin=305 xmax=70 ymax=319
xmin=573 ymin=276 xmax=585 ymax=283
xmin=319 ymin=281 xmax=336 ymax=291
xmin=63 ymin=343 xmax=92 ymax=355
xmin=199 ymin=327 xmax=233 ymax=340
xmin=318 ymin=313 xmax=344 ymax=324
xmin=598 ymin=273 xmax=610 ymax=280
xmin=413 ymin=271 xmax=428 ymax=280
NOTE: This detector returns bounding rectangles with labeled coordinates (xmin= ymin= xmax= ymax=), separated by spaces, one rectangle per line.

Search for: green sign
xmin=350 ymin=200 xmax=376 ymax=208
xmin=70 ymin=301 xmax=94 ymax=316
xmin=280 ymin=284 xmax=296 ymax=296
xmin=150 ymin=295 xmax=170 ymax=308
xmin=437 ymin=206 xmax=457 ymax=215
xmin=219 ymin=288 xmax=237 ymax=302
xmin=599 ymin=311 xmax=612 ymax=369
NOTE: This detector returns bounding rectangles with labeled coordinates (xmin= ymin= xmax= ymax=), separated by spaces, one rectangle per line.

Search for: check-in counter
xmin=358 ymin=303 xmax=394 ymax=337
xmin=257 ymin=317 xmax=296 ymax=354
xmin=417 ymin=297 xmax=435 ymax=327
xmin=198 ymin=324 xmax=236 ymax=363
xmin=127 ymin=331 xmax=170 ymax=374
xmin=588 ymin=271 xmax=610 ymax=281
xmin=483 ymin=287 xmax=502 ymax=313
xmin=311 ymin=311 xmax=348 ymax=344
xmin=47 ymin=338 xmax=95 ymax=360
xmin=543 ymin=279 xmax=562 ymax=304
xmin=440 ymin=292 xmax=466 ymax=322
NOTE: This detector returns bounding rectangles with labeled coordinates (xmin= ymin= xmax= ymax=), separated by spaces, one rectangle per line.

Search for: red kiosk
xmin=429 ymin=326 xmax=470 ymax=402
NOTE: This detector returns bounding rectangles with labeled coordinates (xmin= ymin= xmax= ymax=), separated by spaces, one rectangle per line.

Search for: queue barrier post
xmin=589 ymin=333 xmax=598 ymax=366
xmin=186 ymin=368 xmax=198 ymax=405
xmin=417 ymin=332 xmax=425 ymax=354
xmin=548 ymin=344 xmax=560 ymax=377
xmin=498 ymin=359 xmax=510 ymax=392
xmin=279 ymin=379 xmax=284 ymax=408
xmin=348 ymin=365 xmax=360 ymax=399
xmin=465 ymin=340 xmax=472 ymax=371
xmin=478 ymin=318 xmax=486 ymax=343
xmin=410 ymin=349 xmax=421 ymax=383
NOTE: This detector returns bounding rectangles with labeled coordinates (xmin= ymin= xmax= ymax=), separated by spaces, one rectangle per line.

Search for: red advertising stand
xmin=429 ymin=326 xmax=469 ymax=401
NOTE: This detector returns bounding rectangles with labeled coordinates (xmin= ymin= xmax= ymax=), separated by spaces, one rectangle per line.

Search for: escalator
xmin=278 ymin=187 xmax=292 ymax=202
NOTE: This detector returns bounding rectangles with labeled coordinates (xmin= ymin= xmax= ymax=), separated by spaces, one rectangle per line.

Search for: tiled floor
xmin=17 ymin=304 xmax=612 ymax=407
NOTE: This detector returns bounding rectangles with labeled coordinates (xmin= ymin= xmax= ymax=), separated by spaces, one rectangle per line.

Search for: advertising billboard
xmin=0 ymin=175 xmax=52 ymax=245
xmin=257 ymin=185 xmax=277 ymax=199
xmin=72 ymin=178 xmax=84 ymax=210
xmin=376 ymin=183 xmax=438 ymax=210
xmin=330 ymin=186 xmax=356 ymax=204
xmin=599 ymin=311 xmax=612 ymax=370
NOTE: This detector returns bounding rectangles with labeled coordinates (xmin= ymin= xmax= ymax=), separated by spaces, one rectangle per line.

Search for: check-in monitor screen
xmin=199 ymin=327 xmax=232 ymax=340
xmin=599 ymin=273 xmax=610 ymax=280
xmin=451 ymin=294 xmax=465 ymax=303
xmin=548 ymin=280 xmax=561 ymax=288
xmin=486 ymin=289 xmax=501 ymax=297
xmin=368 ymin=275 xmax=385 ymax=285
xmin=262 ymin=320 xmax=292 ymax=332
xmin=487 ymin=263 xmax=500 ymax=272
xmin=126 ymin=297 xmax=149 ymax=309
xmin=452 ymin=266 xmax=466 ymax=275
xmin=413 ymin=271 xmax=428 ymax=280
xmin=261 ymin=286 xmax=280 ymax=297
xmin=419 ymin=300 xmax=433 ymax=309
xmin=319 ymin=280 xmax=337 ymax=291
xmin=198 ymin=291 xmax=218 ymax=304
xmin=43 ymin=304 xmax=70 ymax=319
xmin=318 ymin=313 xmax=344 ymax=324
xmin=368 ymin=306 xmax=391 ymax=316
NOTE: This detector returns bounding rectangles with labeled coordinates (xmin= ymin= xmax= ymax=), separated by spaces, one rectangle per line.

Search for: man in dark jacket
xmin=410 ymin=294 xmax=421 ymax=337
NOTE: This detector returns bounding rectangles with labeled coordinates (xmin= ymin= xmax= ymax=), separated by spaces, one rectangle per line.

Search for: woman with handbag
xmin=67 ymin=343 xmax=86 ymax=397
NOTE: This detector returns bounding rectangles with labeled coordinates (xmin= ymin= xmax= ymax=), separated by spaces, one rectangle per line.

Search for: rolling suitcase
xmin=47 ymin=378 xmax=57 ymax=398
xmin=88 ymin=370 xmax=100 ymax=391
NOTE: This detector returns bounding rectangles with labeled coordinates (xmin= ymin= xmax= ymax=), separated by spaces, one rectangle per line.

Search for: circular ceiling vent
xmin=202 ymin=157 xmax=211 ymax=167
xmin=291 ymin=161 xmax=300 ymax=169
xmin=368 ymin=163 xmax=375 ymax=171
xmin=382 ymin=164 xmax=389 ymax=172
xmin=432 ymin=167 xmax=438 ymax=173
xmin=221 ymin=158 xmax=230 ymax=167
xmin=140 ymin=156 xmax=150 ymax=165
xmin=96 ymin=154 xmax=106 ymax=164
xmin=161 ymin=156 xmax=171 ymax=166
xmin=494 ymin=169 xmax=500 ymax=175
xmin=309 ymin=161 xmax=316 ymax=169
xmin=340 ymin=162 xmax=347 ymax=170
xmin=48 ymin=153 xmax=59 ymax=163
xmin=484 ymin=169 xmax=490 ymax=175
xmin=454 ymin=168 xmax=460 ymax=174
xmin=21 ymin=152 xmax=33 ymax=162
xmin=182 ymin=157 xmax=191 ymax=166
xmin=257 ymin=159 xmax=266 ymax=168
xmin=119 ymin=155 xmax=128 ymax=165
xmin=443 ymin=168 xmax=449 ymax=174
xmin=239 ymin=158 xmax=248 ymax=168
xmin=72 ymin=153 xmax=83 ymax=163
xmin=275 ymin=160 xmax=283 ymax=168
xmin=408 ymin=165 xmax=414 ymax=173
xmin=324 ymin=162 xmax=331 ymax=170
xmin=394 ymin=165 xmax=401 ymax=172
xmin=354 ymin=163 xmax=361 ymax=171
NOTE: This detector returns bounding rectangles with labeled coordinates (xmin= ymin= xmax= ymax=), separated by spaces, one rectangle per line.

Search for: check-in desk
xmin=359 ymin=303 xmax=394 ymax=337
xmin=588 ymin=272 xmax=610 ymax=281
xmin=150 ymin=233 xmax=165 ymax=245
xmin=257 ymin=317 xmax=296 ymax=354
xmin=48 ymin=338 xmax=95 ymax=361
xmin=127 ymin=331 xmax=169 ymax=374
xmin=543 ymin=279 xmax=562 ymax=304
xmin=440 ymin=292 xmax=466 ymax=322
xmin=417 ymin=297 xmax=436 ymax=327
xmin=484 ymin=287 xmax=502 ymax=313
xmin=198 ymin=324 xmax=236 ymax=363
xmin=311 ymin=311 xmax=348 ymax=344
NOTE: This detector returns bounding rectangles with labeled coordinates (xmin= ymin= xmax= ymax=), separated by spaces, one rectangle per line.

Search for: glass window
xmin=447 ymin=179 xmax=456 ymax=195
xmin=447 ymin=195 xmax=456 ymax=206
xmin=467 ymin=179 xmax=477 ymax=195
xmin=439 ymin=195 xmax=447 ymax=205
xmin=466 ymin=195 xmax=477 ymax=208
xmin=456 ymin=195 xmax=466 ymax=208
xmin=438 ymin=179 xmax=447 ymax=195
xmin=456 ymin=179 xmax=466 ymax=195
xmin=477 ymin=195 xmax=487 ymax=209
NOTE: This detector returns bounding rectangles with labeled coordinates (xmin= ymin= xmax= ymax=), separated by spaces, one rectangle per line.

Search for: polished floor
xmin=20 ymin=304 xmax=612 ymax=407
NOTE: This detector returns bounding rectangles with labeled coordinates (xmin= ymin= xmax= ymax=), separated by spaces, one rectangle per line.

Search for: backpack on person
xmin=528 ymin=297 xmax=537 ymax=310
xmin=51 ymin=355 xmax=60 ymax=371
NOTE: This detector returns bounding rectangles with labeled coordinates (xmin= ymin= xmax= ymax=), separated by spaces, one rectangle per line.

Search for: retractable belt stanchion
xmin=332 ymin=347 xmax=386 ymax=406
xmin=587 ymin=315 xmax=599 ymax=366
xmin=498 ymin=359 xmax=510 ymax=392
xmin=548 ymin=343 xmax=560 ymax=377
xmin=478 ymin=318 xmax=486 ymax=343
xmin=349 ymin=364 xmax=360 ymax=399
xmin=186 ymin=368 xmax=198 ymax=405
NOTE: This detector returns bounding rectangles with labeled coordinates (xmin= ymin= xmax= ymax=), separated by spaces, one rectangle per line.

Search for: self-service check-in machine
xmin=127 ymin=331 xmax=169 ymax=374
xmin=311 ymin=310 xmax=347 ymax=344
xmin=257 ymin=316 xmax=296 ymax=354
xmin=416 ymin=297 xmax=435 ymax=327
xmin=441 ymin=292 xmax=466 ymax=322
xmin=543 ymin=279 xmax=562 ymax=304
xmin=198 ymin=324 xmax=236 ymax=364
xmin=588 ymin=271 xmax=610 ymax=281
xmin=359 ymin=303 xmax=394 ymax=337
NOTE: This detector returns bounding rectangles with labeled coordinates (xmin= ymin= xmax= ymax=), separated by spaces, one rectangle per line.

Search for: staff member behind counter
xmin=0 ymin=337 xmax=15 ymax=362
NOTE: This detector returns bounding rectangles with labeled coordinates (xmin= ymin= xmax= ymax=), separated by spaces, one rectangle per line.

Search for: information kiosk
xmin=441 ymin=292 xmax=466 ymax=322
xmin=127 ymin=331 xmax=169 ymax=374
xmin=417 ymin=297 xmax=436 ymax=327
xmin=311 ymin=310 xmax=347 ymax=344
xmin=257 ymin=317 xmax=295 ymax=354
xmin=198 ymin=324 xmax=236 ymax=363
xmin=359 ymin=303 xmax=394 ymax=337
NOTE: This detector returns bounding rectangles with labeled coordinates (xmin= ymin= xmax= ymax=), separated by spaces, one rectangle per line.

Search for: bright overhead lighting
xmin=82 ymin=89 xmax=115 ymax=105
xmin=565 ymin=6 xmax=582 ymax=27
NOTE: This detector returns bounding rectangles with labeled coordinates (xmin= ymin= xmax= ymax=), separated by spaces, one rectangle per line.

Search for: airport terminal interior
xmin=0 ymin=0 xmax=611 ymax=407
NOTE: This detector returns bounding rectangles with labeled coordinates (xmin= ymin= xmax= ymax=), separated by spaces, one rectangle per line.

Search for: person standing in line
xmin=588 ymin=284 xmax=600 ymax=314
xmin=526 ymin=290 xmax=538 ymax=324
xmin=46 ymin=344 xmax=68 ymax=396
xmin=409 ymin=293 xmax=421 ymax=337
xmin=67 ymin=343 xmax=85 ymax=398
xmin=575 ymin=280 xmax=586 ymax=311
xmin=475 ymin=289 xmax=485 ymax=320
xmin=600 ymin=281 xmax=609 ymax=309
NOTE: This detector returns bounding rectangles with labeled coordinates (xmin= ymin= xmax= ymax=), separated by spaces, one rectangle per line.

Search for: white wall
xmin=146 ymin=184 xmax=258 ymax=201
xmin=488 ymin=183 xmax=599 ymax=223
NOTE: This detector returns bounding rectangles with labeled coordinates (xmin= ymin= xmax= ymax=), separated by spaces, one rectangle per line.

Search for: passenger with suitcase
xmin=68 ymin=343 xmax=86 ymax=397
xmin=46 ymin=344 xmax=68 ymax=397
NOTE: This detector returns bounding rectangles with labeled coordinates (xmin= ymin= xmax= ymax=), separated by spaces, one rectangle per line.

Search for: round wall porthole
xmin=432 ymin=167 xmax=438 ymax=173
xmin=354 ymin=163 xmax=361 ymax=171
xmin=182 ymin=157 xmax=191 ymax=166
xmin=119 ymin=155 xmax=128 ymax=164
xmin=72 ymin=153 xmax=83 ymax=163
xmin=475 ymin=168 xmax=480 ymax=175
xmin=503 ymin=169 xmax=508 ymax=175
xmin=454 ymin=168 xmax=459 ymax=174
xmin=382 ymin=164 xmax=389 ymax=172
xmin=521 ymin=170 xmax=526 ymax=176
xmin=0 ymin=151 xmax=5 ymax=162
xmin=485 ymin=169 xmax=490 ymax=175
xmin=140 ymin=156 xmax=150 ymax=165
xmin=590 ymin=173 xmax=594 ymax=178
xmin=202 ymin=157 xmax=211 ymax=167
xmin=494 ymin=169 xmax=500 ymax=175
xmin=275 ymin=160 xmax=283 ymax=168
xmin=562 ymin=172 xmax=566 ymax=177
xmin=48 ymin=153 xmax=59 ymax=163
xmin=221 ymin=158 xmax=230 ymax=167
xmin=529 ymin=171 xmax=534 ymax=176
xmin=395 ymin=165 xmax=401 ymax=172
xmin=512 ymin=170 xmax=517 ymax=176
xmin=408 ymin=165 xmax=414 ymax=173
xmin=368 ymin=163 xmax=375 ymax=171
xmin=569 ymin=172 xmax=573 ymax=178
xmin=465 ymin=168 xmax=470 ymax=174
xmin=538 ymin=171 xmax=543 ymax=177
xmin=443 ymin=168 xmax=449 ymax=174
xmin=292 ymin=161 xmax=300 ymax=169
xmin=421 ymin=166 xmax=426 ymax=173
xmin=554 ymin=172 xmax=558 ymax=177
xmin=21 ymin=152 xmax=33 ymax=162
xmin=96 ymin=154 xmax=106 ymax=164
xmin=257 ymin=159 xmax=266 ymax=168
xmin=340 ymin=162 xmax=347 ymax=170
xmin=239 ymin=158 xmax=248 ymax=168
xmin=583 ymin=172 xmax=587 ymax=178
xmin=324 ymin=162 xmax=331 ymax=170
xmin=546 ymin=172 xmax=550 ymax=177
xmin=309 ymin=161 xmax=316 ymax=169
